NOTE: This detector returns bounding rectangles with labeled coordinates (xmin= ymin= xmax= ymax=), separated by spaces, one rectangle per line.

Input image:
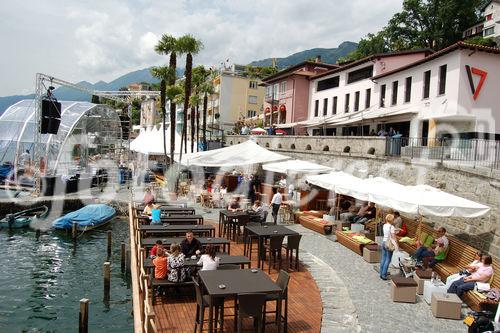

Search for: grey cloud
xmin=0 ymin=0 xmax=402 ymax=96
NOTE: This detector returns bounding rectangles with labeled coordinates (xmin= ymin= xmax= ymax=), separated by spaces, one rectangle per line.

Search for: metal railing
xmin=386 ymin=137 xmax=500 ymax=170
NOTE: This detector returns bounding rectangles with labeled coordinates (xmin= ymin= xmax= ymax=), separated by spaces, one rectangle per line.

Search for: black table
xmin=139 ymin=224 xmax=215 ymax=237
xmin=144 ymin=255 xmax=250 ymax=270
xmin=138 ymin=215 xmax=204 ymax=225
xmin=245 ymin=225 xmax=300 ymax=269
xmin=198 ymin=269 xmax=282 ymax=333
xmin=219 ymin=210 xmax=249 ymax=239
xmin=142 ymin=237 xmax=231 ymax=254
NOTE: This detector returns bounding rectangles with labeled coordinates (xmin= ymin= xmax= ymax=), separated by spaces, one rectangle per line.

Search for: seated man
xmin=448 ymin=255 xmax=494 ymax=298
xmin=413 ymin=227 xmax=449 ymax=267
xmin=180 ymin=231 xmax=202 ymax=257
xmin=248 ymin=200 xmax=265 ymax=222
xmin=227 ymin=196 xmax=242 ymax=212
xmin=354 ymin=202 xmax=376 ymax=224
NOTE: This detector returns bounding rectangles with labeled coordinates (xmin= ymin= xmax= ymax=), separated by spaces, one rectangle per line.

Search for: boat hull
xmin=52 ymin=204 xmax=116 ymax=231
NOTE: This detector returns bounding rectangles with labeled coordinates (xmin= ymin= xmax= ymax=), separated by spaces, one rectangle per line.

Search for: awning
xmin=263 ymin=159 xmax=333 ymax=175
xmin=325 ymin=107 xmax=418 ymax=126
xmin=182 ymin=139 xmax=290 ymax=167
xmin=306 ymin=172 xmax=490 ymax=218
xmin=275 ymin=122 xmax=301 ymax=129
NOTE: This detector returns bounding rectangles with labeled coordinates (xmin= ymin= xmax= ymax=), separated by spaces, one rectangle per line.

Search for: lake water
xmin=0 ymin=217 xmax=133 ymax=332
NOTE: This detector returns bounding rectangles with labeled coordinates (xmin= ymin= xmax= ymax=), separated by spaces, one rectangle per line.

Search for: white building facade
xmin=307 ymin=43 xmax=500 ymax=140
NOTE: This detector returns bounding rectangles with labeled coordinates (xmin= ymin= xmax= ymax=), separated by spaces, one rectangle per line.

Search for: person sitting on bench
xmin=413 ymin=227 xmax=449 ymax=267
xmin=248 ymin=200 xmax=265 ymax=222
xmin=448 ymin=255 xmax=494 ymax=298
xmin=167 ymin=243 xmax=189 ymax=283
xmin=180 ymin=231 xmax=202 ymax=257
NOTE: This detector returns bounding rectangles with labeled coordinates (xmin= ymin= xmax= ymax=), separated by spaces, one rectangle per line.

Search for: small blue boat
xmin=52 ymin=204 xmax=116 ymax=231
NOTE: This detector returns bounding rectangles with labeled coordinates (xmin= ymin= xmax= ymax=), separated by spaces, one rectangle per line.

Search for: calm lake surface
xmin=0 ymin=217 xmax=133 ymax=332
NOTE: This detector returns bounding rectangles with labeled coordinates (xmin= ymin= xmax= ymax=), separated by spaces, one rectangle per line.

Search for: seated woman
xmin=445 ymin=251 xmax=484 ymax=289
xmin=197 ymin=245 xmax=219 ymax=271
xmin=143 ymin=201 xmax=154 ymax=216
xmin=143 ymin=188 xmax=154 ymax=206
xmin=167 ymin=243 xmax=189 ymax=283
xmin=248 ymin=200 xmax=265 ymax=222
xmin=447 ymin=255 xmax=494 ymax=298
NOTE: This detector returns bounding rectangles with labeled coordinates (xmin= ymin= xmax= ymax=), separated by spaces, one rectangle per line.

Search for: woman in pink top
xmin=448 ymin=255 xmax=494 ymax=298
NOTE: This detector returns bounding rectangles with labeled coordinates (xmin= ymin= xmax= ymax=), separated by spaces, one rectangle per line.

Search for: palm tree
xmin=154 ymin=34 xmax=182 ymax=163
xmin=177 ymin=34 xmax=203 ymax=155
xmin=199 ymin=79 xmax=214 ymax=150
xmin=191 ymin=65 xmax=210 ymax=152
xmin=150 ymin=66 xmax=174 ymax=164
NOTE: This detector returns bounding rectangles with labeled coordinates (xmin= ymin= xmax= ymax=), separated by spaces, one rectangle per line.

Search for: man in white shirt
xmin=270 ymin=187 xmax=282 ymax=224
xmin=278 ymin=176 xmax=287 ymax=189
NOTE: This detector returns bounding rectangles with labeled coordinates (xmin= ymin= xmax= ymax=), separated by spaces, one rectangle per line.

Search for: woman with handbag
xmin=380 ymin=214 xmax=398 ymax=280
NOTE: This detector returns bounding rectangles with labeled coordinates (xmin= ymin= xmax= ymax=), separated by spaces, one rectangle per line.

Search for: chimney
xmin=315 ymin=55 xmax=322 ymax=63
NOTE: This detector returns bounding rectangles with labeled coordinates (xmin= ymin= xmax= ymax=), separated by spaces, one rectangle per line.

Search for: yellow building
xmin=205 ymin=65 xmax=265 ymax=135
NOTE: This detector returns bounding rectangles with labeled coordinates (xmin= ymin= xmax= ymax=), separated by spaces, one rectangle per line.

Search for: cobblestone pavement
xmin=287 ymin=224 xmax=466 ymax=333
xmin=191 ymin=204 xmax=466 ymax=333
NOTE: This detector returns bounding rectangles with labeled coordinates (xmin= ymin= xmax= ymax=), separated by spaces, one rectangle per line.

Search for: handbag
xmin=385 ymin=238 xmax=395 ymax=251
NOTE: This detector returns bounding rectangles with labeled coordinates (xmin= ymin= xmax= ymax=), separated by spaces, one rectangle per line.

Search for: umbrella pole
xmin=336 ymin=194 xmax=341 ymax=220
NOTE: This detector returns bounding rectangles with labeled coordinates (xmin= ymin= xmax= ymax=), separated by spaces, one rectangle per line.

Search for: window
xmin=380 ymin=84 xmax=386 ymax=107
xmin=476 ymin=25 xmax=484 ymax=34
xmin=332 ymin=96 xmax=338 ymax=115
xmin=247 ymin=110 xmax=256 ymax=118
xmin=464 ymin=29 xmax=472 ymax=37
xmin=280 ymin=81 xmax=286 ymax=94
xmin=347 ymin=65 xmax=374 ymax=84
xmin=486 ymin=13 xmax=493 ymax=21
xmin=404 ymin=77 xmax=412 ymax=103
xmin=484 ymin=27 xmax=495 ymax=36
xmin=344 ymin=93 xmax=350 ymax=113
xmin=391 ymin=81 xmax=398 ymax=106
xmin=314 ymin=100 xmax=319 ymax=117
xmin=365 ymin=88 xmax=371 ymax=109
xmin=248 ymin=95 xmax=258 ymax=104
xmin=354 ymin=91 xmax=360 ymax=111
xmin=317 ymin=76 xmax=340 ymax=91
xmin=265 ymin=86 xmax=272 ymax=97
xmin=438 ymin=65 xmax=447 ymax=95
xmin=273 ymin=83 xmax=279 ymax=99
xmin=323 ymin=98 xmax=328 ymax=116
xmin=249 ymin=81 xmax=258 ymax=89
xmin=423 ymin=70 xmax=431 ymax=99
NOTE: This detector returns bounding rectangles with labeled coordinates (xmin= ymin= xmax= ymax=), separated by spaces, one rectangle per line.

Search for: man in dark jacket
xmin=180 ymin=231 xmax=202 ymax=257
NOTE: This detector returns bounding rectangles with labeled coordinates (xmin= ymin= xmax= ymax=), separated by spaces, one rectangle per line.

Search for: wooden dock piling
xmin=120 ymin=242 xmax=126 ymax=272
xmin=107 ymin=231 xmax=112 ymax=257
xmin=79 ymin=298 xmax=89 ymax=333
xmin=72 ymin=222 xmax=77 ymax=240
xmin=103 ymin=261 xmax=111 ymax=292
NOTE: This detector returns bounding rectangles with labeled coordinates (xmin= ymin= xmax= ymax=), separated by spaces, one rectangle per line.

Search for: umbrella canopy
xmin=250 ymin=127 xmax=266 ymax=134
xmin=184 ymin=140 xmax=290 ymax=167
xmin=130 ymin=125 xmax=185 ymax=155
xmin=263 ymin=159 xmax=332 ymax=175
xmin=307 ymin=173 xmax=490 ymax=218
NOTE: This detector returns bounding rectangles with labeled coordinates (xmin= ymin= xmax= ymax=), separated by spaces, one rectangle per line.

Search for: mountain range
xmin=0 ymin=41 xmax=357 ymax=114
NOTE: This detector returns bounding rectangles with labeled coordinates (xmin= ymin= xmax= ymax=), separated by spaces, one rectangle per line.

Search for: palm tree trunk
xmin=169 ymin=53 xmax=177 ymax=164
xmin=196 ymin=104 xmax=200 ymax=152
xmin=160 ymin=79 xmax=167 ymax=165
xmin=203 ymin=93 xmax=208 ymax=150
xmin=183 ymin=53 xmax=193 ymax=154
xmin=190 ymin=105 xmax=195 ymax=153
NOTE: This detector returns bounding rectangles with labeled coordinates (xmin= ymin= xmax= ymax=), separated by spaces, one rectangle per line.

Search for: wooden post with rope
xmin=107 ymin=231 xmax=112 ymax=258
xmin=72 ymin=222 xmax=78 ymax=240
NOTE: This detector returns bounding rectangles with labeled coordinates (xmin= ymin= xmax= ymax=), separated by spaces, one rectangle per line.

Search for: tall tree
xmin=338 ymin=31 xmax=390 ymax=62
xmin=200 ymin=79 xmax=214 ymax=151
xmin=150 ymin=66 xmax=174 ymax=164
xmin=191 ymin=65 xmax=211 ymax=152
xmin=177 ymin=34 xmax=204 ymax=158
xmin=154 ymin=34 xmax=183 ymax=164
xmin=188 ymin=94 xmax=200 ymax=153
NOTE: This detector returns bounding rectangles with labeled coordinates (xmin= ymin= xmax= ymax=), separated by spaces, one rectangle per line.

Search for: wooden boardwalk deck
xmin=151 ymin=222 xmax=323 ymax=333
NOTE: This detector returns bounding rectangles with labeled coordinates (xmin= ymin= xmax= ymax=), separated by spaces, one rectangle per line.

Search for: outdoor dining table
xmin=218 ymin=210 xmax=249 ymax=239
xmin=138 ymin=215 xmax=204 ymax=225
xmin=198 ymin=269 xmax=282 ymax=333
xmin=142 ymin=237 xmax=231 ymax=254
xmin=245 ymin=225 xmax=300 ymax=269
xmin=143 ymin=254 xmax=251 ymax=270
xmin=138 ymin=224 xmax=215 ymax=237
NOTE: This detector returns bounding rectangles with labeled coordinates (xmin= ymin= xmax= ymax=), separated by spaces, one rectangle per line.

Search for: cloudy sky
xmin=0 ymin=0 xmax=403 ymax=97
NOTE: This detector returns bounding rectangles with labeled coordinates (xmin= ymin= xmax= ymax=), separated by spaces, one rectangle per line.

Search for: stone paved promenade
xmin=198 ymin=205 xmax=466 ymax=333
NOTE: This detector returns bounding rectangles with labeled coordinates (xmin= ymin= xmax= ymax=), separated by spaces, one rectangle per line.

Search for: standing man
xmin=180 ymin=231 xmax=202 ymax=257
xmin=270 ymin=187 xmax=282 ymax=224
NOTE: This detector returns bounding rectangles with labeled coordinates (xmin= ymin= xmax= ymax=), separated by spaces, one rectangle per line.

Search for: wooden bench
xmin=150 ymin=267 xmax=194 ymax=305
xmin=298 ymin=215 xmax=334 ymax=235
xmin=393 ymin=214 xmax=499 ymax=311
xmin=335 ymin=230 xmax=374 ymax=256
